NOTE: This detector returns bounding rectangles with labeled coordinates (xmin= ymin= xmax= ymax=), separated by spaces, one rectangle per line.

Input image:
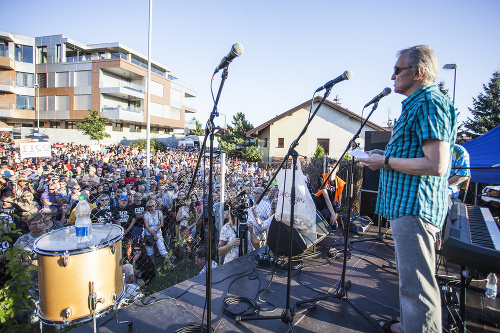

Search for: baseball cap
xmin=118 ymin=195 xmax=128 ymax=201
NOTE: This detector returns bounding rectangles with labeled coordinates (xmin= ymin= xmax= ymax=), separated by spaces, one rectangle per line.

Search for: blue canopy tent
xmin=462 ymin=125 xmax=500 ymax=184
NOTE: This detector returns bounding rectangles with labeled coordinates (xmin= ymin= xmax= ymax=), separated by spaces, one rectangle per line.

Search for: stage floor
xmin=71 ymin=226 xmax=499 ymax=333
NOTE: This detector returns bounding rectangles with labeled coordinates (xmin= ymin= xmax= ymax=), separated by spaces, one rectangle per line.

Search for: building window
xmin=278 ymin=138 xmax=284 ymax=148
xmin=112 ymin=123 xmax=123 ymax=132
xmin=0 ymin=41 xmax=8 ymax=57
xmin=317 ymin=138 xmax=330 ymax=155
xmin=37 ymin=46 xmax=47 ymax=63
xmin=14 ymin=44 xmax=33 ymax=63
xmin=16 ymin=72 xmax=35 ymax=88
xmin=264 ymin=138 xmax=268 ymax=147
xmin=50 ymin=121 xmax=60 ymax=129
xmin=16 ymin=95 xmax=34 ymax=110
xmin=37 ymin=73 xmax=47 ymax=88
xmin=150 ymin=126 xmax=159 ymax=134
xmin=130 ymin=124 xmax=141 ymax=133
xmin=65 ymin=121 xmax=77 ymax=129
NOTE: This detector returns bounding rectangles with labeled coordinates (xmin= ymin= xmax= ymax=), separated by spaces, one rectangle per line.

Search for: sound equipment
xmin=363 ymin=87 xmax=392 ymax=108
xmin=362 ymin=131 xmax=392 ymax=191
xmin=315 ymin=70 xmax=353 ymax=92
xmin=359 ymin=189 xmax=388 ymax=227
xmin=349 ymin=216 xmax=373 ymax=234
xmin=267 ymin=210 xmax=332 ymax=256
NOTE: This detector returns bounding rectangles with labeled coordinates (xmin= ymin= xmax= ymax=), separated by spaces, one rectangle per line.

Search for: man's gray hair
xmin=398 ymin=45 xmax=438 ymax=83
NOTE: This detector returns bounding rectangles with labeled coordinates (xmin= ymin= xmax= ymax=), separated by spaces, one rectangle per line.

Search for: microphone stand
xmin=295 ymin=102 xmax=383 ymax=332
xmin=236 ymin=89 xmax=334 ymax=332
xmin=185 ymin=67 xmax=230 ymax=332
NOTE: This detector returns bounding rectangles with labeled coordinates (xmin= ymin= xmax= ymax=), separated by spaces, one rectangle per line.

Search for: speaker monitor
xmin=363 ymin=131 xmax=392 ymax=191
xmin=267 ymin=211 xmax=332 ymax=256
xmin=359 ymin=189 xmax=388 ymax=227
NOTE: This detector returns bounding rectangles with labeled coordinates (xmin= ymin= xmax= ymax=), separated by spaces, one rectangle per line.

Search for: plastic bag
xmin=275 ymin=159 xmax=316 ymax=234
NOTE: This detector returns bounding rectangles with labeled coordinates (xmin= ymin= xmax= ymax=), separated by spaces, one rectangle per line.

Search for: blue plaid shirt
xmin=376 ymin=84 xmax=457 ymax=228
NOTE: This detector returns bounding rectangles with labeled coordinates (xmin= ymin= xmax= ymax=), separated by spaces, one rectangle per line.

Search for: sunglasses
xmin=393 ymin=66 xmax=411 ymax=75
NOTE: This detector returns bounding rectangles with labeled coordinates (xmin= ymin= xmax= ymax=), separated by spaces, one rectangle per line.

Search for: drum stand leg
xmin=113 ymin=293 xmax=133 ymax=327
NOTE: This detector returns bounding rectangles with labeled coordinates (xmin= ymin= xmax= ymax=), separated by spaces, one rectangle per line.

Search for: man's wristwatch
xmin=384 ymin=156 xmax=391 ymax=170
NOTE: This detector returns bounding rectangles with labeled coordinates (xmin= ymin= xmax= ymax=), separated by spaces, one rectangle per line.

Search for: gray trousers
xmin=391 ymin=215 xmax=442 ymax=333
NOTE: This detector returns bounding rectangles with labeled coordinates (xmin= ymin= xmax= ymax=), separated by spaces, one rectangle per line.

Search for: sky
xmin=3 ymin=0 xmax=500 ymax=131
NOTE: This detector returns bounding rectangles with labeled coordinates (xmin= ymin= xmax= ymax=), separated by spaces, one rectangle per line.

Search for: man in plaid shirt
xmin=359 ymin=45 xmax=456 ymax=333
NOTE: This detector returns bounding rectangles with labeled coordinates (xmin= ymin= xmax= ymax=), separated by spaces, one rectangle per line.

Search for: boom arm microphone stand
xmin=236 ymin=89 xmax=335 ymax=332
xmin=295 ymin=101 xmax=384 ymax=332
xmin=185 ymin=66 xmax=231 ymax=332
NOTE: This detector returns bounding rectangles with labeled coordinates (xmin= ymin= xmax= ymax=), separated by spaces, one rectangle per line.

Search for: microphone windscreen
xmin=382 ymin=87 xmax=392 ymax=96
xmin=343 ymin=70 xmax=353 ymax=80
xmin=232 ymin=43 xmax=244 ymax=56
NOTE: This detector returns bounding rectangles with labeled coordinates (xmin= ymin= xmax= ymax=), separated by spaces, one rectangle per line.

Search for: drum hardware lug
xmin=64 ymin=307 xmax=72 ymax=320
xmin=62 ymin=251 xmax=69 ymax=267
xmin=109 ymin=244 xmax=116 ymax=255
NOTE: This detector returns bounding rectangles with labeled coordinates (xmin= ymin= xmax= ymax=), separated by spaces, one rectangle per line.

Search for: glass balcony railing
xmin=0 ymin=102 xmax=13 ymax=109
xmin=0 ymin=49 xmax=8 ymax=57
xmin=110 ymin=53 xmax=127 ymax=60
xmin=102 ymin=106 xmax=142 ymax=113
xmin=16 ymin=105 xmax=35 ymax=110
xmin=101 ymin=81 xmax=144 ymax=93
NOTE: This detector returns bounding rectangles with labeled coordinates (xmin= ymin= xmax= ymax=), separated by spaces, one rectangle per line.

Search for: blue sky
xmin=3 ymin=0 xmax=500 ymax=130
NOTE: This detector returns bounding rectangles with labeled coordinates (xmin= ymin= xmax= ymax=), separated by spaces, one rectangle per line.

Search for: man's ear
xmin=415 ymin=66 xmax=425 ymax=81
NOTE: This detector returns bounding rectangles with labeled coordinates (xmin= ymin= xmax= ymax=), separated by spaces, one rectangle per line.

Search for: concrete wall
xmin=18 ymin=127 xmax=184 ymax=146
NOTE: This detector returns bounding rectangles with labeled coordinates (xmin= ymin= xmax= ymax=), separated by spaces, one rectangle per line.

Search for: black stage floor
xmin=71 ymin=226 xmax=499 ymax=333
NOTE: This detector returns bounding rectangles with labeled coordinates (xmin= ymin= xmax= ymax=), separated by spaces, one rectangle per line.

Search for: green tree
xmin=130 ymin=138 xmax=168 ymax=152
xmin=189 ymin=118 xmax=205 ymax=136
xmin=220 ymin=112 xmax=261 ymax=161
xmin=438 ymin=81 xmax=450 ymax=98
xmin=77 ymin=110 xmax=110 ymax=143
xmin=462 ymin=70 xmax=500 ymax=139
xmin=313 ymin=145 xmax=325 ymax=159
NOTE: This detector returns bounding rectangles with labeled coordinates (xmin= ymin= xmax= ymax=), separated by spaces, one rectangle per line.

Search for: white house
xmin=247 ymin=96 xmax=388 ymax=163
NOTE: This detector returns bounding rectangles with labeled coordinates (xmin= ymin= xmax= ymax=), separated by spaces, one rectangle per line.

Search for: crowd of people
xmin=0 ymin=143 xmax=295 ymax=296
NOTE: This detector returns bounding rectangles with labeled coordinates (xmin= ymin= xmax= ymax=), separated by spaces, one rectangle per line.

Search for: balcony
xmin=100 ymin=81 xmax=144 ymax=100
xmin=0 ymin=77 xmax=15 ymax=93
xmin=101 ymin=106 xmax=143 ymax=122
xmin=0 ymin=54 xmax=14 ymax=69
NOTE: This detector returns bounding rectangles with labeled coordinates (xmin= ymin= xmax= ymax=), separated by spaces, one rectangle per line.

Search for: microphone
xmin=214 ymin=43 xmax=244 ymax=74
xmin=363 ymin=87 xmax=392 ymax=108
xmin=315 ymin=70 xmax=353 ymax=92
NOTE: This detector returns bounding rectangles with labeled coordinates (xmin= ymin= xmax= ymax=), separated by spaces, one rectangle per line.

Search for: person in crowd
xmin=448 ymin=144 xmax=471 ymax=201
xmin=16 ymin=191 xmax=40 ymax=225
xmin=91 ymin=194 xmax=114 ymax=224
xmin=40 ymin=184 xmax=62 ymax=214
xmin=315 ymin=159 xmax=345 ymax=230
xmin=113 ymin=195 xmax=135 ymax=238
xmin=248 ymin=187 xmax=274 ymax=248
xmin=143 ymin=199 xmax=169 ymax=263
xmin=131 ymin=243 xmax=155 ymax=285
xmin=359 ymin=45 xmax=456 ymax=333
xmin=218 ymin=206 xmax=260 ymax=264
xmin=56 ymin=200 xmax=72 ymax=228
xmin=194 ymin=248 xmax=218 ymax=275
xmin=130 ymin=192 xmax=146 ymax=243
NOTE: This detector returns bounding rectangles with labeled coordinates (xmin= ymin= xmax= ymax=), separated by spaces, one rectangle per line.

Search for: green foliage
xmin=438 ymin=81 xmax=450 ymax=98
xmin=461 ymin=70 xmax=500 ymax=139
xmin=313 ymin=145 xmax=325 ymax=159
xmin=77 ymin=109 xmax=111 ymax=142
xmin=0 ymin=225 xmax=36 ymax=331
xmin=241 ymin=145 xmax=262 ymax=162
xmin=190 ymin=118 xmax=205 ymax=136
xmin=219 ymin=112 xmax=261 ymax=162
xmin=130 ymin=139 xmax=168 ymax=152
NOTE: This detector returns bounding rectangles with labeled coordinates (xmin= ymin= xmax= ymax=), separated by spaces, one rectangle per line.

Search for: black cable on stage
xmin=222 ymin=296 xmax=260 ymax=319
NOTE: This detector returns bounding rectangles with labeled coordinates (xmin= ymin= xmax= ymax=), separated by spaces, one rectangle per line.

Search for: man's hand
xmin=358 ymin=153 xmax=385 ymax=171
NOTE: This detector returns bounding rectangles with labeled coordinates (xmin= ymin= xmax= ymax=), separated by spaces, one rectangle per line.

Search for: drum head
xmin=35 ymin=223 xmax=123 ymax=255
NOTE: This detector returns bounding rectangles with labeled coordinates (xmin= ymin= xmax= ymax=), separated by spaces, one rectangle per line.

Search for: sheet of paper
xmin=348 ymin=148 xmax=369 ymax=159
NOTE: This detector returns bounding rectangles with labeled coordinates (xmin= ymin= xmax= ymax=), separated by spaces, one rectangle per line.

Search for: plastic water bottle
xmin=75 ymin=195 xmax=92 ymax=243
xmin=485 ymin=273 xmax=497 ymax=299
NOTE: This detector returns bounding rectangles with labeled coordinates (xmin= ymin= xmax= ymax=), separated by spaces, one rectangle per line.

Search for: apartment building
xmin=0 ymin=31 xmax=197 ymax=135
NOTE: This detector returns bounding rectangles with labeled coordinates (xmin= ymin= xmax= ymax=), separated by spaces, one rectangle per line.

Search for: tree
xmin=438 ymin=81 xmax=450 ymax=98
xmin=219 ymin=112 xmax=261 ymax=161
xmin=461 ymin=70 xmax=500 ymax=139
xmin=190 ymin=118 xmax=205 ymax=136
xmin=130 ymin=138 xmax=168 ymax=152
xmin=77 ymin=110 xmax=110 ymax=143
xmin=313 ymin=145 xmax=325 ymax=159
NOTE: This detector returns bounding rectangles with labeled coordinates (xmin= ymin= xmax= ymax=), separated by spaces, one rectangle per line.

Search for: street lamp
xmin=443 ymin=63 xmax=458 ymax=106
xmin=34 ymin=83 xmax=40 ymax=135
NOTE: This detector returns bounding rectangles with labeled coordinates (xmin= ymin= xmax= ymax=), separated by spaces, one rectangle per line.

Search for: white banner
xmin=90 ymin=144 xmax=101 ymax=151
xmin=20 ymin=142 xmax=52 ymax=159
